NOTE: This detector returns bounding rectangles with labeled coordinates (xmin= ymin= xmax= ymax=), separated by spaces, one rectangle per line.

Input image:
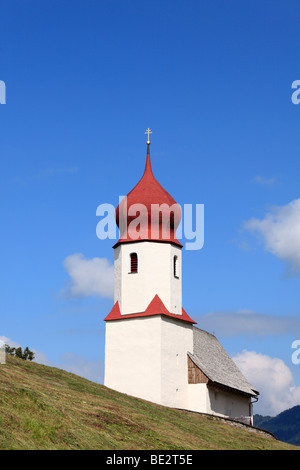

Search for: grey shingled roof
xmin=188 ymin=327 xmax=259 ymax=397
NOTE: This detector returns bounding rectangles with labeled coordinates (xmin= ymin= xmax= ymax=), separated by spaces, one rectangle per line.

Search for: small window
xmin=173 ymin=255 xmax=179 ymax=278
xmin=130 ymin=252 xmax=138 ymax=273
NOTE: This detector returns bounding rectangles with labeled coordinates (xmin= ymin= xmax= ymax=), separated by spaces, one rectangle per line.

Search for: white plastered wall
xmin=160 ymin=316 xmax=193 ymax=408
xmin=188 ymin=383 xmax=252 ymax=420
xmin=188 ymin=384 xmax=208 ymax=413
xmin=114 ymin=242 xmax=182 ymax=315
xmin=104 ymin=316 xmax=162 ymax=404
xmin=206 ymin=386 xmax=252 ymax=420
xmin=104 ymin=315 xmax=193 ymax=409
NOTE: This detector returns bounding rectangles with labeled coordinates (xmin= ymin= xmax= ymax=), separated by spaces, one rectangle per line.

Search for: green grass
xmin=0 ymin=355 xmax=298 ymax=450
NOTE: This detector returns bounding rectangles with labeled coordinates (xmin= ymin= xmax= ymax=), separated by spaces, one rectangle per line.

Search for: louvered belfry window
xmin=130 ymin=253 xmax=138 ymax=273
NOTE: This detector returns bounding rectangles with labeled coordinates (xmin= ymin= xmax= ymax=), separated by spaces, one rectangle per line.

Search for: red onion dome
xmin=114 ymin=144 xmax=182 ymax=248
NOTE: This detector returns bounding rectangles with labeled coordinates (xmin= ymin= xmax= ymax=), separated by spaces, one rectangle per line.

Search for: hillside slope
xmin=0 ymin=356 xmax=297 ymax=450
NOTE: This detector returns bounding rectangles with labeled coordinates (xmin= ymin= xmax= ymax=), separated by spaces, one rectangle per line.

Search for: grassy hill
xmin=0 ymin=355 xmax=298 ymax=450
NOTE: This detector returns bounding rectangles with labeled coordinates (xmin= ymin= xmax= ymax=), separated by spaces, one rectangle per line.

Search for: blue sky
xmin=1 ymin=0 xmax=300 ymax=416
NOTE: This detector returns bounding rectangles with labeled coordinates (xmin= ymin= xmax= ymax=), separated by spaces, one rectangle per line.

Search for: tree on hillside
xmin=5 ymin=345 xmax=35 ymax=361
xmin=14 ymin=347 xmax=23 ymax=359
xmin=5 ymin=345 xmax=15 ymax=355
xmin=23 ymin=347 xmax=35 ymax=361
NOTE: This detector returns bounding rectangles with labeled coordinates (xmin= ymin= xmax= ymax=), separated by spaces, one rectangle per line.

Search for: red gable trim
xmin=104 ymin=301 xmax=122 ymax=321
xmin=104 ymin=295 xmax=196 ymax=324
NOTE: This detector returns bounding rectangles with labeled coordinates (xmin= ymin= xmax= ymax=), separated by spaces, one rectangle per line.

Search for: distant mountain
xmin=254 ymin=405 xmax=300 ymax=446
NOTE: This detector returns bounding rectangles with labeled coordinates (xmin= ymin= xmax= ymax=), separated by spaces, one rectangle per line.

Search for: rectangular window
xmin=173 ymin=256 xmax=179 ymax=278
xmin=130 ymin=253 xmax=138 ymax=273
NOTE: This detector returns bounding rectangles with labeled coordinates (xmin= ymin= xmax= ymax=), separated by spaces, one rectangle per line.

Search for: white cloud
xmin=32 ymin=349 xmax=53 ymax=366
xmin=0 ymin=335 xmax=21 ymax=349
xmin=61 ymin=253 xmax=114 ymax=299
xmin=243 ymin=198 xmax=300 ymax=276
xmin=57 ymin=352 xmax=104 ymax=383
xmin=35 ymin=167 xmax=79 ymax=178
xmin=199 ymin=310 xmax=300 ymax=338
xmin=252 ymin=175 xmax=277 ymax=186
xmin=233 ymin=350 xmax=300 ymax=416
xmin=10 ymin=167 xmax=79 ymax=185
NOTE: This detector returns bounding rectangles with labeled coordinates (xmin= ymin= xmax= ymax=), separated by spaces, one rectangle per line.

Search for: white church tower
xmin=104 ymin=131 xmax=259 ymax=423
xmin=104 ymin=131 xmax=196 ymax=409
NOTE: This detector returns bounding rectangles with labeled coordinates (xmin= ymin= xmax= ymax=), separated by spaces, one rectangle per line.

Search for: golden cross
xmin=145 ymin=128 xmax=152 ymax=144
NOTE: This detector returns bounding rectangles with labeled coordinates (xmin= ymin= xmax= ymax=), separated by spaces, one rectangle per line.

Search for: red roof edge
xmin=104 ymin=295 xmax=196 ymax=324
xmin=112 ymin=238 xmax=183 ymax=249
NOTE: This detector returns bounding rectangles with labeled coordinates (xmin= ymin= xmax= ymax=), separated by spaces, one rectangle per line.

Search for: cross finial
xmin=145 ymin=128 xmax=152 ymax=145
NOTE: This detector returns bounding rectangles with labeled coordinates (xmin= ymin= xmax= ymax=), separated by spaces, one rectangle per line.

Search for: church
xmin=104 ymin=131 xmax=259 ymax=425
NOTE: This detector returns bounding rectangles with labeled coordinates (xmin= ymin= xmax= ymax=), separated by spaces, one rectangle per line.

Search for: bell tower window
xmin=173 ymin=255 xmax=179 ymax=278
xmin=130 ymin=252 xmax=138 ymax=273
